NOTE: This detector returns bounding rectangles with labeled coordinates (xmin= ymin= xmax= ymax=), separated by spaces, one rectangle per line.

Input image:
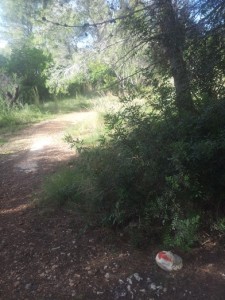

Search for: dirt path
xmin=1 ymin=112 xmax=225 ymax=300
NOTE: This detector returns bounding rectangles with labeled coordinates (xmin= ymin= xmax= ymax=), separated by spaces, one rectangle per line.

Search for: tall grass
xmin=0 ymin=102 xmax=48 ymax=132
xmin=0 ymin=94 xmax=117 ymax=137
xmin=40 ymin=95 xmax=93 ymax=114
xmin=62 ymin=94 xmax=120 ymax=148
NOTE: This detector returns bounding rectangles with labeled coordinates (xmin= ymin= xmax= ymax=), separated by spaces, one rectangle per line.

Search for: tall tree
xmin=116 ymin=0 xmax=197 ymax=114
xmin=156 ymin=0 xmax=195 ymax=113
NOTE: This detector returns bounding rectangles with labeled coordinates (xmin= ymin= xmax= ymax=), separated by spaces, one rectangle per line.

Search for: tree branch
xmin=40 ymin=5 xmax=153 ymax=28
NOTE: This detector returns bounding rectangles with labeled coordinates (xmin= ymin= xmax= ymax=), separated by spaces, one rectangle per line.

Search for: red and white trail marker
xmin=155 ymin=251 xmax=183 ymax=271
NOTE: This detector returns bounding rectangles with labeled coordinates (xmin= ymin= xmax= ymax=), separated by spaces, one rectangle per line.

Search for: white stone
xmin=127 ymin=277 xmax=132 ymax=285
xmin=127 ymin=285 xmax=132 ymax=292
xmin=133 ymin=273 xmax=142 ymax=282
xmin=25 ymin=283 xmax=31 ymax=290
xmin=96 ymin=291 xmax=104 ymax=295
xmin=150 ymin=283 xmax=156 ymax=290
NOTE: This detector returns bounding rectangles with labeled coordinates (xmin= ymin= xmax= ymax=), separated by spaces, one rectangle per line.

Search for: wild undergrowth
xmin=0 ymin=99 xmax=46 ymax=131
xmin=0 ymin=94 xmax=117 ymax=138
xmin=41 ymin=94 xmax=225 ymax=251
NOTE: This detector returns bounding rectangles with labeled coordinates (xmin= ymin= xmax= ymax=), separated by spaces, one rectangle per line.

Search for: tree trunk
xmin=6 ymin=86 xmax=20 ymax=107
xmin=157 ymin=0 xmax=195 ymax=114
xmin=33 ymin=86 xmax=40 ymax=105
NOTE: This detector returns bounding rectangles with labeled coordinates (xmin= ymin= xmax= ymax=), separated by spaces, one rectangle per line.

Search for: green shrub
xmin=40 ymin=161 xmax=104 ymax=224
xmin=163 ymin=215 xmax=200 ymax=251
xmin=213 ymin=218 xmax=225 ymax=233
xmin=0 ymin=101 xmax=45 ymax=129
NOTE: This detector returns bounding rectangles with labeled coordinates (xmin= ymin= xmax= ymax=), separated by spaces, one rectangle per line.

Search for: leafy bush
xmin=163 ymin=215 xmax=200 ymax=251
xmin=213 ymin=218 xmax=225 ymax=233
xmin=41 ymin=159 xmax=104 ymax=224
xmin=0 ymin=102 xmax=45 ymax=129
xmin=46 ymin=61 xmax=117 ymax=97
xmin=7 ymin=46 xmax=52 ymax=103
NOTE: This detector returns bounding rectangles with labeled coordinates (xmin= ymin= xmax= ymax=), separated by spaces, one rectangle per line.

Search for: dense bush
xmin=42 ymin=98 xmax=225 ymax=249
xmin=47 ymin=61 xmax=117 ymax=98
xmin=7 ymin=46 xmax=52 ymax=103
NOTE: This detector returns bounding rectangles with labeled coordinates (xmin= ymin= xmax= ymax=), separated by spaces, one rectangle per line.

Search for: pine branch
xmin=40 ymin=5 xmax=153 ymax=28
xmin=98 ymin=66 xmax=150 ymax=92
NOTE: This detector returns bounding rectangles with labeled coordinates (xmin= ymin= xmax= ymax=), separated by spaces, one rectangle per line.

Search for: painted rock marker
xmin=155 ymin=251 xmax=183 ymax=271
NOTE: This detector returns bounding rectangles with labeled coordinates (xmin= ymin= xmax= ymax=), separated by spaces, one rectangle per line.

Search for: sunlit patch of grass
xmin=63 ymin=95 xmax=120 ymax=149
xmin=0 ymin=104 xmax=49 ymax=132
xmin=91 ymin=94 xmax=121 ymax=113
xmin=0 ymin=94 xmax=118 ymax=147
xmin=0 ymin=95 xmax=90 ymax=131
xmin=0 ymin=94 xmax=118 ymax=128
xmin=41 ymin=95 xmax=92 ymax=114
xmin=65 ymin=113 xmax=105 ymax=148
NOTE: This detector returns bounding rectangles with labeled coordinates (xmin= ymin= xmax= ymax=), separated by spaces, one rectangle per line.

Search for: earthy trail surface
xmin=0 ymin=112 xmax=225 ymax=300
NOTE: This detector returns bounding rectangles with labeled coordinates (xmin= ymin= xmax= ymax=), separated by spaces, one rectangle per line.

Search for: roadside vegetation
xmin=1 ymin=0 xmax=225 ymax=251
xmin=42 ymin=96 xmax=225 ymax=251
xmin=0 ymin=95 xmax=116 ymax=138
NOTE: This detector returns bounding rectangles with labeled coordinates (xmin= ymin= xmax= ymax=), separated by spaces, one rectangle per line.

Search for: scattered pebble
xmin=127 ymin=285 xmax=134 ymax=298
xmin=133 ymin=273 xmax=142 ymax=282
xmin=157 ymin=285 xmax=163 ymax=290
xmin=120 ymin=291 xmax=127 ymax=297
xmin=69 ymin=280 xmax=74 ymax=287
xmin=51 ymin=247 xmax=60 ymax=251
xmin=51 ymin=264 xmax=58 ymax=269
xmin=14 ymin=281 xmax=20 ymax=288
xmin=127 ymin=285 xmax=132 ymax=292
xmin=25 ymin=283 xmax=31 ymax=290
xmin=96 ymin=291 xmax=104 ymax=295
xmin=150 ymin=283 xmax=157 ymax=290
